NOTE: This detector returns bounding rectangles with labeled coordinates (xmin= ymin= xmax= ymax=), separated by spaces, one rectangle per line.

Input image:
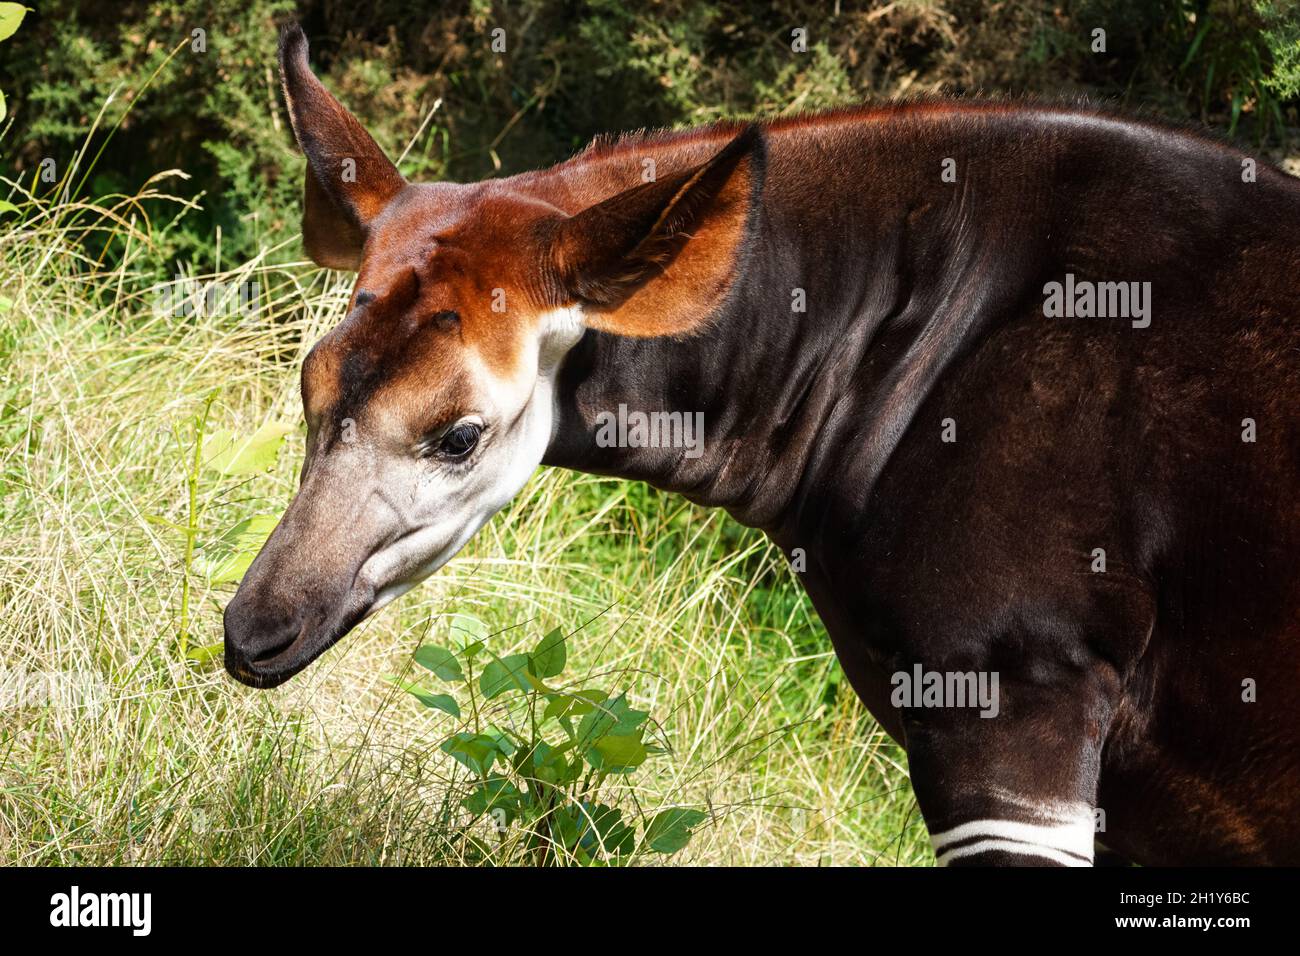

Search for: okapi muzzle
xmin=229 ymin=25 xmax=1300 ymax=866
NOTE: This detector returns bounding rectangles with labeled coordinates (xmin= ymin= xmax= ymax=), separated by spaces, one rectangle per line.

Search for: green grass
xmin=0 ymin=154 xmax=927 ymax=868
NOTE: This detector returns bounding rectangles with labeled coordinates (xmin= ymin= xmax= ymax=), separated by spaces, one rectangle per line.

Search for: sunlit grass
xmin=0 ymin=168 xmax=927 ymax=866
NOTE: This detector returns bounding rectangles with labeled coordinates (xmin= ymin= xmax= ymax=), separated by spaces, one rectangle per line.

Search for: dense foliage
xmin=3 ymin=1 xmax=1297 ymax=269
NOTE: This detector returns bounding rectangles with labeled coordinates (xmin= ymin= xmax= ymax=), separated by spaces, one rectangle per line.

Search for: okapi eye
xmin=437 ymin=422 xmax=481 ymax=459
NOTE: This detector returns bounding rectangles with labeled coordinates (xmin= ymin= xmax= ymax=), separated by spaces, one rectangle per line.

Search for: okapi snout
xmin=222 ymin=466 xmax=381 ymax=688
xmin=223 ymin=587 xmax=310 ymax=689
xmin=224 ymin=575 xmax=367 ymax=689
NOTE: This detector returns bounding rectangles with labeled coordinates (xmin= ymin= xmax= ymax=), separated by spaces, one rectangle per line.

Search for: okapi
xmin=224 ymin=25 xmax=1300 ymax=866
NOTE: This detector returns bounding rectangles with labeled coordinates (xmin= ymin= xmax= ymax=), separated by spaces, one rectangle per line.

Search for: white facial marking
xmin=353 ymin=306 xmax=586 ymax=608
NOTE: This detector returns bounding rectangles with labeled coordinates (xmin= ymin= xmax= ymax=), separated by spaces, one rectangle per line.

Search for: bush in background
xmin=2 ymin=1 xmax=1297 ymax=273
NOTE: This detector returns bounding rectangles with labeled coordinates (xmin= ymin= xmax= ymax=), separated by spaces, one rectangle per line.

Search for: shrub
xmin=4 ymin=2 xmax=1295 ymax=278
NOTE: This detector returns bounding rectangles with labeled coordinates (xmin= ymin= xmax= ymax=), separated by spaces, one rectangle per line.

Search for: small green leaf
xmin=587 ymin=804 xmax=636 ymax=857
xmin=411 ymin=690 xmax=460 ymax=716
xmin=184 ymin=642 xmax=224 ymax=664
xmin=195 ymin=514 xmax=279 ymax=584
xmin=486 ymin=729 xmax=515 ymax=757
xmin=441 ymin=732 xmax=501 ymax=777
xmin=529 ymin=627 xmax=566 ymax=678
xmin=529 ymin=742 xmax=580 ymax=786
xmin=575 ymin=693 xmax=646 ymax=747
xmin=551 ymin=805 xmax=586 ymax=851
xmin=384 ymin=676 xmax=460 ymax=717
xmin=575 ymin=696 xmax=621 ymax=746
xmin=0 ymin=90 xmax=6 ymax=125
xmin=202 ymin=422 xmax=293 ymax=476
xmin=644 ymin=808 xmax=708 ymax=855
xmin=610 ymin=704 xmax=648 ymax=736
xmin=414 ymin=644 xmax=464 ymax=682
xmin=448 ymin=613 xmax=487 ymax=645
xmin=543 ymin=689 xmax=607 ymax=722
xmin=522 ymin=669 xmax=553 ymax=694
xmin=144 ymin=513 xmax=188 ymax=534
xmin=0 ymin=4 xmax=27 ymax=43
xmin=462 ymin=775 xmax=520 ymax=822
xmin=479 ymin=653 xmax=531 ymax=699
xmin=587 ymin=732 xmax=648 ymax=773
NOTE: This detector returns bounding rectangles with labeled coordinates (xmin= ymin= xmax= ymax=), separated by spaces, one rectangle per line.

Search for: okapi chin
xmin=224 ymin=23 xmax=1300 ymax=866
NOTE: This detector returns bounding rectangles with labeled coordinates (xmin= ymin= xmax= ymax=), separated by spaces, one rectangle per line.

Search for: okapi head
xmin=224 ymin=25 xmax=764 ymax=687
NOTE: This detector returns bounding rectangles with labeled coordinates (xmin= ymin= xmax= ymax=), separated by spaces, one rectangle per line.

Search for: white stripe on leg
xmin=930 ymin=802 xmax=1095 ymax=866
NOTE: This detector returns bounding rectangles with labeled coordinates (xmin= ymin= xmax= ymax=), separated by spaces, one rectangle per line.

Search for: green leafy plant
xmin=0 ymin=0 xmax=26 ymax=222
xmin=393 ymin=617 xmax=709 ymax=866
xmin=1257 ymin=0 xmax=1300 ymax=102
xmin=0 ymin=4 xmax=26 ymax=136
xmin=154 ymin=394 xmax=291 ymax=662
xmin=1174 ymin=0 xmax=1296 ymax=139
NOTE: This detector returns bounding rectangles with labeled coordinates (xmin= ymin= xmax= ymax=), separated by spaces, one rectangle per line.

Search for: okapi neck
xmin=541 ymin=111 xmax=1068 ymax=534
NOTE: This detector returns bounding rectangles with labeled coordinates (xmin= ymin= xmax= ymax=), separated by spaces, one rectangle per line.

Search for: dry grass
xmin=0 ymin=176 xmax=926 ymax=866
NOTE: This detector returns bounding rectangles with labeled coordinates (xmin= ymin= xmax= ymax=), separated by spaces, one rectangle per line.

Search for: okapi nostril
xmin=250 ymin=635 xmax=299 ymax=665
xmin=223 ymin=593 xmax=306 ymax=670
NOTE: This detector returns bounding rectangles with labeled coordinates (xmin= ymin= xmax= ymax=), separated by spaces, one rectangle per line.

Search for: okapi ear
xmin=551 ymin=125 xmax=765 ymax=337
xmin=279 ymin=23 xmax=405 ymax=271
